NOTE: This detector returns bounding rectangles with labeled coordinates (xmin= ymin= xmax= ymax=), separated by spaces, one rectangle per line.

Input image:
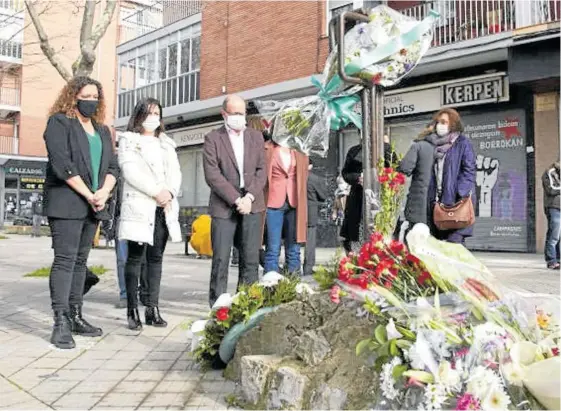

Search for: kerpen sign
xmin=442 ymin=76 xmax=509 ymax=107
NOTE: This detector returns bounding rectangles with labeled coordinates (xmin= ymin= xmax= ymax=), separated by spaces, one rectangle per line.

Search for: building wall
xmin=18 ymin=0 xmax=121 ymax=157
xmin=533 ymin=92 xmax=560 ymax=253
xmin=200 ymin=0 xmax=329 ymax=100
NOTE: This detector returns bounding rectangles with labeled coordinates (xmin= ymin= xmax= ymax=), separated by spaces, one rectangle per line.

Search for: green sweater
xmin=87 ymin=131 xmax=102 ymax=191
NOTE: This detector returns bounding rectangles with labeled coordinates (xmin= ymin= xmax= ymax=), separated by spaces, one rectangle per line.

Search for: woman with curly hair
xmin=43 ymin=76 xmax=118 ymax=349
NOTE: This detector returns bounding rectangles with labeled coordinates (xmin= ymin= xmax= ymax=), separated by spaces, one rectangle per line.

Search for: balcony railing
xmin=400 ymin=0 xmax=560 ymax=47
xmin=0 ymin=135 xmax=17 ymax=154
xmin=0 ymin=39 xmax=22 ymax=60
xmin=117 ymin=71 xmax=200 ymax=118
xmin=0 ymin=87 xmax=19 ymax=107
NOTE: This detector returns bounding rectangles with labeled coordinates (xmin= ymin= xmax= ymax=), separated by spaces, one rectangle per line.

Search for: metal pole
xmin=332 ymin=10 xmax=385 ymax=243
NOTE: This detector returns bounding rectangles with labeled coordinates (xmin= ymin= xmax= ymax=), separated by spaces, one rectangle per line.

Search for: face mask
xmin=225 ymin=114 xmax=246 ymax=131
xmin=76 ymin=99 xmax=99 ymax=118
xmin=436 ymin=123 xmax=449 ymax=137
xmin=142 ymin=115 xmax=160 ymax=132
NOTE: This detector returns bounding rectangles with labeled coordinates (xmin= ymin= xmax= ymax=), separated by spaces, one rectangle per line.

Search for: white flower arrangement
xmin=380 ymin=356 xmax=403 ymax=401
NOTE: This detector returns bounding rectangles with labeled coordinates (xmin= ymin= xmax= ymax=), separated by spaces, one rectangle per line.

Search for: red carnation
xmin=372 ymin=73 xmax=382 ymax=84
xmin=552 ymin=347 xmax=559 ymax=356
xmin=330 ymin=285 xmax=342 ymax=303
xmin=406 ymin=254 xmax=420 ymax=265
xmin=393 ymin=173 xmax=406 ymax=185
xmin=379 ymin=174 xmax=389 ymax=183
xmin=216 ymin=307 xmax=230 ymax=322
xmin=389 ymin=240 xmax=405 ymax=255
xmin=417 ymin=271 xmax=431 ymax=285
xmin=384 ymin=167 xmax=394 ymax=174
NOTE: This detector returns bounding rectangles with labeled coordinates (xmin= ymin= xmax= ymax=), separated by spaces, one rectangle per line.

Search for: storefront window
xmin=177 ymin=148 xmax=210 ymax=208
xmin=5 ymin=176 xmax=17 ymax=189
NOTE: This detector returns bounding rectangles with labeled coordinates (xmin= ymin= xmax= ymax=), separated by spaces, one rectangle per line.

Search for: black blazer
xmin=43 ymin=113 xmax=119 ymax=219
xmin=307 ymin=171 xmax=328 ymax=226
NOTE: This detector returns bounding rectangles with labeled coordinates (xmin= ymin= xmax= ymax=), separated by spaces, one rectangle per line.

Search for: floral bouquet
xmin=189 ymin=273 xmax=310 ymax=369
xmin=374 ymin=153 xmax=407 ymax=240
xmin=327 ymin=224 xmax=560 ymax=410
xmin=255 ymin=5 xmax=438 ymax=157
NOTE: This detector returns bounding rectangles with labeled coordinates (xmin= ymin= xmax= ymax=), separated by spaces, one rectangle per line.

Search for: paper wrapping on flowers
xmin=255 ymin=5 xmax=438 ymax=157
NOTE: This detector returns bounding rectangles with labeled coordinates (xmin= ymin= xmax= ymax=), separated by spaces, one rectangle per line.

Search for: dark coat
xmin=43 ymin=113 xmax=119 ymax=220
xmin=427 ymin=134 xmax=477 ymax=238
xmin=398 ymin=138 xmax=436 ymax=225
xmin=307 ymin=171 xmax=328 ymax=227
xmin=203 ymin=126 xmax=267 ymax=219
xmin=340 ymin=144 xmax=363 ymax=242
xmin=542 ymin=164 xmax=560 ymax=211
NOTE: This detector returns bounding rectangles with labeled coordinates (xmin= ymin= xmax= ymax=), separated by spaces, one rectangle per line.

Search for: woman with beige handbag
xmin=425 ymin=108 xmax=477 ymax=246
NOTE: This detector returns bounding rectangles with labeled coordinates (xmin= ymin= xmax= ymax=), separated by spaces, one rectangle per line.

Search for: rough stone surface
xmin=294 ymin=330 xmax=331 ymax=366
xmin=227 ymin=293 xmax=379 ymax=409
xmin=240 ymin=355 xmax=283 ymax=405
xmin=267 ymin=366 xmax=309 ymax=410
xmin=310 ymin=383 xmax=348 ymax=410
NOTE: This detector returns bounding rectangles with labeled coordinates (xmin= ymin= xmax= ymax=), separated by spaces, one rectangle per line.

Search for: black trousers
xmin=209 ymin=212 xmax=261 ymax=307
xmin=49 ymin=217 xmax=98 ymax=311
xmin=125 ymin=208 xmax=168 ymax=309
xmin=303 ymin=225 xmax=317 ymax=276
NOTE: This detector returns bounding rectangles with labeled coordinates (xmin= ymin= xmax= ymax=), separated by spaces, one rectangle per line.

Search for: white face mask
xmin=142 ymin=115 xmax=160 ymax=132
xmin=436 ymin=123 xmax=449 ymax=137
xmin=225 ymin=114 xmax=246 ymax=131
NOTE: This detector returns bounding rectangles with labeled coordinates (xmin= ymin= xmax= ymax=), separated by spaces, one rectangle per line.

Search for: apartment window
xmin=117 ymin=22 xmax=201 ymax=118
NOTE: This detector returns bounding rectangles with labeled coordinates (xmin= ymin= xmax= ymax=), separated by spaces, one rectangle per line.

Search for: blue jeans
xmin=545 ymin=208 xmax=560 ymax=265
xmin=264 ymin=202 xmax=300 ymax=274
xmin=115 ymin=239 xmax=128 ymax=299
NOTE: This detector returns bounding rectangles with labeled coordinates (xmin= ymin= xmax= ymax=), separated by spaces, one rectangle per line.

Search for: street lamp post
xmin=329 ymin=10 xmax=385 ymax=243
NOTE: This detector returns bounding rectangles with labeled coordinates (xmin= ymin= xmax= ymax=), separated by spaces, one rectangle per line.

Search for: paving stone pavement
xmin=0 ymin=234 xmax=559 ymax=410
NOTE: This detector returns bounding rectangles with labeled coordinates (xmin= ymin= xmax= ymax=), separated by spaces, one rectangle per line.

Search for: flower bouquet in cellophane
xmin=326 ymin=224 xmax=560 ymax=410
xmin=255 ymin=5 xmax=439 ymax=157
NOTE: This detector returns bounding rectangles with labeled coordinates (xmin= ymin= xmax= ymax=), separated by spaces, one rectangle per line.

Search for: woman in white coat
xmin=118 ymin=98 xmax=182 ymax=330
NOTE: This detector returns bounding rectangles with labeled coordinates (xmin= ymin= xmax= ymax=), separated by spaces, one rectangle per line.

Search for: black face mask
xmin=76 ymin=99 xmax=99 ymax=118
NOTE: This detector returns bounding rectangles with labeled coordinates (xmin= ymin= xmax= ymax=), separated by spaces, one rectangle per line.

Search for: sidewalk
xmin=0 ymin=235 xmax=558 ymax=409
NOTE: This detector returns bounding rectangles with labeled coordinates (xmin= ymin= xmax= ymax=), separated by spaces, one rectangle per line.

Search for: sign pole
xmin=333 ymin=10 xmax=385 ymax=242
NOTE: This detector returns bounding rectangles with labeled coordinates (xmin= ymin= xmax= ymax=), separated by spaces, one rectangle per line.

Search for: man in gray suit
xmin=203 ymin=95 xmax=267 ymax=307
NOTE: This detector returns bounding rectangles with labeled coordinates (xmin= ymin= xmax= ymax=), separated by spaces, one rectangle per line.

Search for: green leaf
xmin=392 ymin=364 xmax=408 ymax=380
xmin=389 ymin=339 xmax=399 ymax=356
xmin=374 ymin=324 xmax=388 ymax=344
xmin=377 ymin=342 xmax=390 ymax=357
xmin=356 ymin=339 xmax=371 ymax=356
xmin=396 ymin=325 xmax=416 ymax=340
xmin=396 ymin=339 xmax=413 ymax=350
xmin=364 ymin=297 xmax=381 ymax=315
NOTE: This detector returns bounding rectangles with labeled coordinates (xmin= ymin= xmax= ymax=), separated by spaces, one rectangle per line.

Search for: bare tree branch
xmin=24 ymin=0 xmax=72 ymax=81
xmin=72 ymin=0 xmax=117 ymax=77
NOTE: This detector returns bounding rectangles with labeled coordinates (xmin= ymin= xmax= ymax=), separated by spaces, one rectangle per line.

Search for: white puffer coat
xmin=117 ymin=131 xmax=182 ymax=245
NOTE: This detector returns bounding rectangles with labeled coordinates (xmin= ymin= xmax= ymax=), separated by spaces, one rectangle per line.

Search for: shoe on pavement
xmin=69 ymin=305 xmax=103 ymax=337
xmin=51 ymin=310 xmax=76 ymax=349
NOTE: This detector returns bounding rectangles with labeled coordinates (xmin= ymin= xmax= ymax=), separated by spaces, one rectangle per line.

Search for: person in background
xmin=203 ymin=95 xmax=267 ymax=307
xmin=31 ymin=193 xmax=43 ymax=237
xmin=396 ymin=123 xmax=437 ymax=243
xmin=426 ymin=108 xmax=476 ymax=246
xmin=118 ymin=97 xmax=182 ymax=330
xmin=542 ymin=161 xmax=560 ymax=270
xmin=43 ymin=76 xmax=118 ymax=349
xmin=332 ymin=175 xmax=349 ymax=227
xmin=341 ymin=135 xmax=395 ymax=254
xmin=263 ymin=134 xmax=309 ymax=275
xmin=303 ymin=159 xmax=328 ymax=277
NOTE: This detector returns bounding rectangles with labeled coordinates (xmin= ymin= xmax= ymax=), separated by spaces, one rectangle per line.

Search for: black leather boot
xmin=145 ymin=307 xmax=167 ymax=327
xmin=127 ymin=308 xmax=143 ymax=330
xmin=50 ymin=310 xmax=76 ymax=349
xmin=69 ymin=305 xmax=102 ymax=337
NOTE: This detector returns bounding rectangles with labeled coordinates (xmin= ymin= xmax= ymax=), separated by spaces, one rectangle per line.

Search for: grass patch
xmin=25 ymin=265 xmax=109 ymax=278
xmin=0 ymin=235 xmax=8 ymax=240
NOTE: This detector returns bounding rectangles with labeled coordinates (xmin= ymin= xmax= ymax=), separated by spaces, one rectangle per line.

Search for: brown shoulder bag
xmin=433 ymin=194 xmax=475 ymax=231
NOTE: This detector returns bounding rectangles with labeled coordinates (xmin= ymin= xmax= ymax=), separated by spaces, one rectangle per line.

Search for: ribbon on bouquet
xmin=312 ymin=9 xmax=439 ymax=130
xmin=311 ymin=76 xmax=361 ymax=131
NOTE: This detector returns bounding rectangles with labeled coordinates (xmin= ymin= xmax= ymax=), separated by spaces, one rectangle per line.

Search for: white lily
xmin=211 ymin=293 xmax=233 ymax=310
xmin=510 ymin=341 xmax=540 ymax=366
xmin=386 ymin=318 xmax=403 ymax=340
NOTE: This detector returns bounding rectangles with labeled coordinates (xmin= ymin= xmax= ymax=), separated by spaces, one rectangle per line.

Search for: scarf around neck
xmin=425 ymin=132 xmax=460 ymax=159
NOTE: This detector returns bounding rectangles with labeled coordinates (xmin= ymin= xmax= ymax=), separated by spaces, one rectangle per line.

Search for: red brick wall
xmin=201 ymin=0 xmax=328 ymax=100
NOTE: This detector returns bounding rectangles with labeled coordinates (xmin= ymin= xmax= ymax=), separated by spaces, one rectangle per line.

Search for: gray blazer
xmin=203 ymin=126 xmax=267 ymax=219
xmin=398 ymin=139 xmax=436 ymax=225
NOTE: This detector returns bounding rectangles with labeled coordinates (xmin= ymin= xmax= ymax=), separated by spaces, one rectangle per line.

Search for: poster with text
xmin=463 ymin=109 xmax=528 ymax=252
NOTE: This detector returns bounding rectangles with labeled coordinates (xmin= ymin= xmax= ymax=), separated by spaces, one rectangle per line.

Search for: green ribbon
xmin=312 ymin=9 xmax=440 ymax=131
xmin=312 ymin=76 xmax=362 ymax=130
